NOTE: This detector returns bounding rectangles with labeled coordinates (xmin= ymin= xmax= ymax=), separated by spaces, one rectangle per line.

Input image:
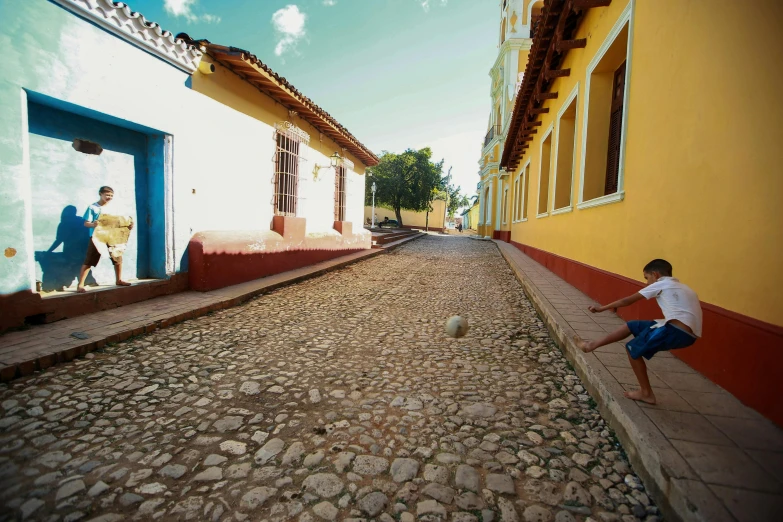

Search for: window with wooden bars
xmin=604 ymin=61 xmax=626 ymax=195
xmin=580 ymin=20 xmax=629 ymax=206
xmin=273 ymin=131 xmax=301 ymax=217
xmin=334 ymin=165 xmax=346 ymax=221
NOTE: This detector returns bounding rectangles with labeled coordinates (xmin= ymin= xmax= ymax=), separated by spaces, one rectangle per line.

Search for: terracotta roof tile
xmin=184 ymin=37 xmax=378 ymax=167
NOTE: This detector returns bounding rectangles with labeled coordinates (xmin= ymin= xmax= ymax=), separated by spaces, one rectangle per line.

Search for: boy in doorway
xmin=76 ymin=186 xmax=133 ymax=293
xmin=574 ymin=259 xmax=702 ymax=405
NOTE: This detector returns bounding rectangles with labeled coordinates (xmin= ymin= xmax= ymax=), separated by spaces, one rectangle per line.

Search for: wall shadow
xmin=34 ymin=205 xmax=95 ymax=291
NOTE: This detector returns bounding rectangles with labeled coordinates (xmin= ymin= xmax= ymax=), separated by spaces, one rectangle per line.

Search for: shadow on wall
xmin=34 ymin=205 xmax=95 ymax=291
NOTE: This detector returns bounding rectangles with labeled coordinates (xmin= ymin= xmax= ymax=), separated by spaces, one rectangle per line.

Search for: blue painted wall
xmin=28 ymin=102 xmax=150 ymax=288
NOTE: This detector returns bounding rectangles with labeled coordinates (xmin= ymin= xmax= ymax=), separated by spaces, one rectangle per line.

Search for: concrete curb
xmin=378 ymin=232 xmax=425 ymax=251
xmin=0 ymin=248 xmax=385 ymax=383
xmin=494 ymin=241 xmax=722 ymax=522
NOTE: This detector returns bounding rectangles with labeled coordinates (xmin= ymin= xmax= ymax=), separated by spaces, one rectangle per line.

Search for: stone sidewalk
xmin=0 ymin=234 xmax=422 ymax=382
xmin=494 ymin=240 xmax=783 ymax=522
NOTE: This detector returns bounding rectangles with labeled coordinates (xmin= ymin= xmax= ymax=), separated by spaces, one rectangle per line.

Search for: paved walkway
xmin=495 ymin=240 xmax=783 ymax=522
xmin=1 ymin=236 xmax=659 ymax=522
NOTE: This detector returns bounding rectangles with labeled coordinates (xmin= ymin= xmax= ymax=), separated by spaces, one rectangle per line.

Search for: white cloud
xmin=323 ymin=0 xmax=337 ymax=5
xmin=272 ymin=5 xmax=307 ymax=57
xmin=163 ymin=0 xmax=221 ymax=24
xmin=417 ymin=0 xmax=447 ymax=13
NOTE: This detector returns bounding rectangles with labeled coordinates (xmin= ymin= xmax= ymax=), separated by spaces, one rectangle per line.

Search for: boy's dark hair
xmin=99 ymin=186 xmax=114 ymax=194
xmin=644 ymin=259 xmax=672 ymax=276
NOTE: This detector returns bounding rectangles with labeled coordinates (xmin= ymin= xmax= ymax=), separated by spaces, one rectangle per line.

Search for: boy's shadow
xmin=35 ymin=205 xmax=96 ymax=291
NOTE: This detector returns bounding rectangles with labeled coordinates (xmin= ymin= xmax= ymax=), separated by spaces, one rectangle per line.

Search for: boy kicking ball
xmin=574 ymin=259 xmax=702 ymax=405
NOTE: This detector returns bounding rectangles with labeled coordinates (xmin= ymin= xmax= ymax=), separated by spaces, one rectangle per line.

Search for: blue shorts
xmin=626 ymin=320 xmax=697 ymax=360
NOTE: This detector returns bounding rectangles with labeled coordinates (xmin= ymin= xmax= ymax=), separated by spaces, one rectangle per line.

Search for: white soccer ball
xmin=445 ymin=316 xmax=469 ymax=338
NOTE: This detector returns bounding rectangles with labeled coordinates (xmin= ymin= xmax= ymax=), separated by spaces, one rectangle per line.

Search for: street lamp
xmin=312 ymin=152 xmax=342 ymax=180
xmin=371 ymin=181 xmax=377 ymax=228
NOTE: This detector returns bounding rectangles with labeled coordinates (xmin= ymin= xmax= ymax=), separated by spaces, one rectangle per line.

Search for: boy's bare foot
xmin=623 ymin=389 xmax=657 ymax=405
xmin=116 ymin=280 xmax=131 ymax=287
xmin=573 ymin=334 xmax=595 ymax=353
xmin=76 ymin=286 xmax=87 ymax=294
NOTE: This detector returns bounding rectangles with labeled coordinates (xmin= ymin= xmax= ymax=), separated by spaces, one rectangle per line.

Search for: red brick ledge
xmin=0 ymin=274 xmax=189 ymax=333
xmin=0 ymin=249 xmax=383 ymax=382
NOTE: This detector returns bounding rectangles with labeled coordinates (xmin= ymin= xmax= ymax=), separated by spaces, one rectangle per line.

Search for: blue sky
xmin=132 ymin=0 xmax=499 ymax=198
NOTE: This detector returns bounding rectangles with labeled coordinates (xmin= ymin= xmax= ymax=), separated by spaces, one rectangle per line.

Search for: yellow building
xmin=476 ymin=0 xmax=537 ymax=240
xmin=462 ymin=198 xmax=480 ymax=231
xmin=364 ymin=199 xmax=447 ymax=231
xmin=488 ymin=0 xmax=783 ymax=426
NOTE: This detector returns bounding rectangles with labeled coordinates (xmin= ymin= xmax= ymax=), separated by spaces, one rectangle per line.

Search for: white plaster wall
xmin=0 ymin=0 xmax=368 ymax=294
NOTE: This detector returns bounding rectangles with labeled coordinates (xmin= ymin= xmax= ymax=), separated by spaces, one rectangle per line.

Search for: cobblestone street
xmin=0 ymin=237 xmax=659 ymax=522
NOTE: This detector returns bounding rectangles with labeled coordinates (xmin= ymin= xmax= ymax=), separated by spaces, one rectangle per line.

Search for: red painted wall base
xmin=188 ymin=245 xmax=364 ymax=292
xmin=493 ymin=230 xmax=511 ymax=243
xmin=511 ymin=240 xmax=783 ymax=427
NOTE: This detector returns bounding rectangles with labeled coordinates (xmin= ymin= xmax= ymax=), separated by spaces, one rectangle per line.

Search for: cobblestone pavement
xmin=0 ymin=237 xmax=660 ymax=522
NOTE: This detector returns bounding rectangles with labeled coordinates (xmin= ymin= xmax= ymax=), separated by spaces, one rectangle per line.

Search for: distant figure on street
xmin=457 ymin=223 xmax=463 ymax=233
xmin=76 ymin=186 xmax=134 ymax=293
xmin=381 ymin=217 xmax=390 ymax=227
xmin=573 ymin=259 xmax=702 ymax=405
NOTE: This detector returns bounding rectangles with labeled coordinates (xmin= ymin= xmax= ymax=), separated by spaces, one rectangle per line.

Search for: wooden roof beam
xmin=530 ymin=108 xmax=550 ymax=114
xmin=545 ymin=68 xmax=571 ymax=80
xmin=537 ymin=92 xmax=559 ymax=101
xmin=557 ymin=38 xmax=587 ymax=51
xmin=573 ymin=0 xmax=611 ymax=8
xmin=525 ymin=121 xmax=543 ymax=127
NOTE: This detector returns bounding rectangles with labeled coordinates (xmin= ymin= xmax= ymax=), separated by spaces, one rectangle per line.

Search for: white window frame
xmin=577 ymin=0 xmax=635 ymax=211
xmin=519 ymin=159 xmax=530 ymax=222
xmin=512 ymin=172 xmax=521 ymax=222
xmin=536 ymin=123 xmax=554 ymax=218
xmin=272 ymin=121 xmax=310 ymax=217
xmin=495 ymin=177 xmax=503 ymax=227
xmin=551 ymin=82 xmax=580 ymax=216
xmin=502 ymin=186 xmax=509 ymax=224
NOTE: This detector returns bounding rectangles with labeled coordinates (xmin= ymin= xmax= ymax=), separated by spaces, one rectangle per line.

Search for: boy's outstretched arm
xmin=588 ymin=292 xmax=644 ymax=313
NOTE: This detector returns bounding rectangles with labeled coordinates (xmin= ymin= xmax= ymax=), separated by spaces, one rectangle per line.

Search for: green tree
xmin=438 ymin=167 xmax=470 ymax=220
xmin=365 ymin=148 xmax=443 ymax=227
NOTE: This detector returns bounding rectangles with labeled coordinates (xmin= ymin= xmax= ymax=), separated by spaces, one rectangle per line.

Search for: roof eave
xmin=204 ymin=45 xmax=378 ymax=167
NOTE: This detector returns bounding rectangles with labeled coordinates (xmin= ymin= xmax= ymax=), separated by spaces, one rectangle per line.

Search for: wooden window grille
xmin=272 ymin=122 xmax=309 ymax=216
xmin=604 ymin=61 xmax=627 ymax=195
xmin=334 ymin=165 xmax=347 ymax=221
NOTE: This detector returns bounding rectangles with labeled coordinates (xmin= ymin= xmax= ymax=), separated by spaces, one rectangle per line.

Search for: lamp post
xmin=371 ymin=181 xmax=377 ymax=228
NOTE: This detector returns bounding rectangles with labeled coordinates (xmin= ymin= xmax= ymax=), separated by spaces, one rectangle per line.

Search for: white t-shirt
xmin=638 ymin=277 xmax=703 ymax=337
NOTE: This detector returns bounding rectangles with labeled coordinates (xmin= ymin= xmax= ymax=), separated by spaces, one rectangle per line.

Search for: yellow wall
xmin=364 ymin=199 xmax=447 ymax=229
xmin=192 ymin=57 xmax=365 ymax=175
xmin=466 ymin=203 xmax=480 ymax=230
xmin=507 ymin=0 xmax=783 ymax=325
